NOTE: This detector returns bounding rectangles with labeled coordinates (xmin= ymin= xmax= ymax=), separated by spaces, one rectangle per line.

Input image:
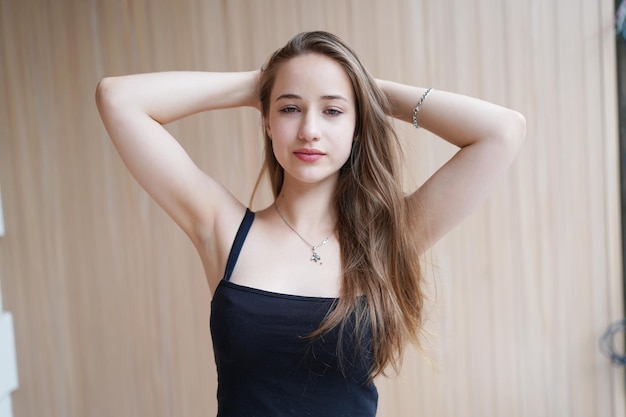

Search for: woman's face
xmin=266 ymin=53 xmax=356 ymax=190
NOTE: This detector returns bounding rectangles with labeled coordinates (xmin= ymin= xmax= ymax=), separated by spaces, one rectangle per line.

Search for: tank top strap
xmin=222 ymin=208 xmax=255 ymax=281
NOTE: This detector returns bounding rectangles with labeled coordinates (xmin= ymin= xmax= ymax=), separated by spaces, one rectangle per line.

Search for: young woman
xmin=96 ymin=31 xmax=525 ymax=416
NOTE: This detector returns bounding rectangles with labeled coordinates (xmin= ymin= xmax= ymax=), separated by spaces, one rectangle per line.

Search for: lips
xmin=293 ymin=148 xmax=325 ymax=162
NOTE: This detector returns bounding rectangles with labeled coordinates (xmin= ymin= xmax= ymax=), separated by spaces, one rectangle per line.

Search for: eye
xmin=279 ymin=105 xmax=299 ymax=113
xmin=324 ymin=108 xmax=343 ymax=116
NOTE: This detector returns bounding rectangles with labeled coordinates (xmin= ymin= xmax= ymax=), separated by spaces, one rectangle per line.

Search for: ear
xmin=263 ymin=118 xmax=272 ymax=139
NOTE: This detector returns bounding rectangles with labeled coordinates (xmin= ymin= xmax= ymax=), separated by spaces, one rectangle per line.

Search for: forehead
xmin=271 ymin=53 xmax=354 ymax=101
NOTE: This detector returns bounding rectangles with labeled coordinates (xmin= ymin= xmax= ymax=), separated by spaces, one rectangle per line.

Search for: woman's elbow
xmin=494 ymin=109 xmax=526 ymax=154
xmin=95 ymin=76 xmax=128 ymax=112
xmin=505 ymin=110 xmax=526 ymax=145
xmin=510 ymin=110 xmax=527 ymax=143
xmin=96 ymin=77 xmax=114 ymax=110
xmin=478 ymin=109 xmax=526 ymax=165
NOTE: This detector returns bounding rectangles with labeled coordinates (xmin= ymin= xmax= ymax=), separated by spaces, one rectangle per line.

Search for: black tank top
xmin=210 ymin=209 xmax=378 ymax=417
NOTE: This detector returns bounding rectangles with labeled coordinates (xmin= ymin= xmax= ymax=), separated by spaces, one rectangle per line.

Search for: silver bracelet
xmin=412 ymin=88 xmax=433 ymax=129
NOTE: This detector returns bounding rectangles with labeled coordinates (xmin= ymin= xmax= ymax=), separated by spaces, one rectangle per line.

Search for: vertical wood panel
xmin=0 ymin=0 xmax=623 ymax=416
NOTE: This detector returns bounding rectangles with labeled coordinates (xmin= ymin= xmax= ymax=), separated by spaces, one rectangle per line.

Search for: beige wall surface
xmin=0 ymin=0 xmax=623 ymax=416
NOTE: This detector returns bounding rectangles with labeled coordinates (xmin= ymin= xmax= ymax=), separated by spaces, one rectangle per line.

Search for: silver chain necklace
xmin=274 ymin=204 xmax=330 ymax=264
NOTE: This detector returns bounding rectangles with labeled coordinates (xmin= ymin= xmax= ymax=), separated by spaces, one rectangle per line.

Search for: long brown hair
xmin=256 ymin=31 xmax=424 ymax=379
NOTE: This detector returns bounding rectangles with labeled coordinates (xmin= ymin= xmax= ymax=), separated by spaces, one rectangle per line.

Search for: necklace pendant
xmin=311 ymin=251 xmax=321 ymax=263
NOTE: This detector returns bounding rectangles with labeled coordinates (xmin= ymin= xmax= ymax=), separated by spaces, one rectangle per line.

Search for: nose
xmin=298 ymin=111 xmax=321 ymax=142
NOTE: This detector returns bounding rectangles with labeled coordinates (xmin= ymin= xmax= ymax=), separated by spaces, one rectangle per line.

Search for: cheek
xmin=269 ymin=134 xmax=290 ymax=168
xmin=337 ymin=122 xmax=356 ymax=156
xmin=338 ymin=133 xmax=353 ymax=153
xmin=267 ymin=116 xmax=293 ymax=142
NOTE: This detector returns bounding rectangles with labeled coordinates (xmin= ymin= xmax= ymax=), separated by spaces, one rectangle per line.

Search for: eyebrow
xmin=275 ymin=93 xmax=349 ymax=102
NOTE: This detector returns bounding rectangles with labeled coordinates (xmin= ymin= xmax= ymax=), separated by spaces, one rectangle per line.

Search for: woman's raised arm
xmin=378 ymin=80 xmax=526 ymax=251
xmin=95 ymin=71 xmax=260 ymax=243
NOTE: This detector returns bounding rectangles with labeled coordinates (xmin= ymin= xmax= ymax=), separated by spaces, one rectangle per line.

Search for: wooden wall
xmin=0 ymin=0 xmax=623 ymax=416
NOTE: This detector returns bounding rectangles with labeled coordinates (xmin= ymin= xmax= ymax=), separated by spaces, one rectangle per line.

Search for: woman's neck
xmin=274 ymin=180 xmax=337 ymax=238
